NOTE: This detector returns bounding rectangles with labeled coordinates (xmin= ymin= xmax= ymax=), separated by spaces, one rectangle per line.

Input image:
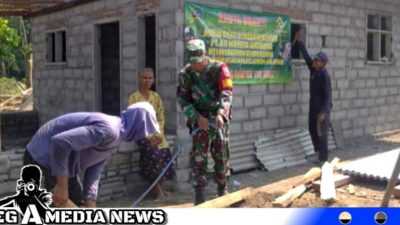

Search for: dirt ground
xmin=99 ymin=132 xmax=400 ymax=208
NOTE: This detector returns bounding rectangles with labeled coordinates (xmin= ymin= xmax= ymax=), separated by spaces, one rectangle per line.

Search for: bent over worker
xmin=24 ymin=102 xmax=160 ymax=207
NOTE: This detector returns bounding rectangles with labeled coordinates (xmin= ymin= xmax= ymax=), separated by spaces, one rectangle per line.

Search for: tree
xmin=0 ymin=18 xmax=20 ymax=77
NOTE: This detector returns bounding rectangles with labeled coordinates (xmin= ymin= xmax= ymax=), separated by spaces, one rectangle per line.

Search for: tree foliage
xmin=0 ymin=18 xmax=21 ymax=75
xmin=0 ymin=17 xmax=31 ymax=78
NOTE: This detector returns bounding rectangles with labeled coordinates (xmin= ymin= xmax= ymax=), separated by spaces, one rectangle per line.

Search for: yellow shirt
xmin=129 ymin=91 xmax=169 ymax=149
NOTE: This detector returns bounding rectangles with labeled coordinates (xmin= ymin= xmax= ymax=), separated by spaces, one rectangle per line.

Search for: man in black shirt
xmin=293 ymin=32 xmax=332 ymax=164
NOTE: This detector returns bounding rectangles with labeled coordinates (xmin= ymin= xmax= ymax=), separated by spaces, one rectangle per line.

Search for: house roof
xmin=0 ymin=0 xmax=95 ymax=18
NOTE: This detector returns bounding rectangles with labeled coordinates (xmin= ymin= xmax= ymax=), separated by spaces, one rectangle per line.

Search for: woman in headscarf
xmin=129 ymin=68 xmax=175 ymax=200
xmin=23 ymin=102 xmax=159 ymax=207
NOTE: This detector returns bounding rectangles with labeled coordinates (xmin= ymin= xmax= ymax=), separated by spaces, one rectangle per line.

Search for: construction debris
xmin=272 ymin=158 xmax=340 ymax=208
xmin=320 ymin=161 xmax=336 ymax=201
xmin=195 ymin=187 xmax=254 ymax=208
xmin=0 ymin=88 xmax=33 ymax=111
xmin=272 ymin=184 xmax=307 ymax=208
xmin=293 ymin=157 xmax=340 ymax=187
xmin=312 ymin=174 xmax=351 ymax=191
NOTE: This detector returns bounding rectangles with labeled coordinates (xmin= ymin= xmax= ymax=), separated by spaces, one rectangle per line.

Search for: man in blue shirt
xmin=293 ymin=32 xmax=332 ymax=164
xmin=24 ymin=102 xmax=160 ymax=207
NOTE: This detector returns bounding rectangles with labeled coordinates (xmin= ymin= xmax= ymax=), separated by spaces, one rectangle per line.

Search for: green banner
xmin=184 ymin=2 xmax=292 ymax=84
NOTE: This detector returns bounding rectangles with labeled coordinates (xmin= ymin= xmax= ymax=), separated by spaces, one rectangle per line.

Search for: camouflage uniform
xmin=177 ymin=57 xmax=233 ymax=189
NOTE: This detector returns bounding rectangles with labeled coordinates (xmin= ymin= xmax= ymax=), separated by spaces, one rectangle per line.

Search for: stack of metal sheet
xmin=207 ymin=135 xmax=260 ymax=173
xmin=255 ymin=128 xmax=338 ymax=171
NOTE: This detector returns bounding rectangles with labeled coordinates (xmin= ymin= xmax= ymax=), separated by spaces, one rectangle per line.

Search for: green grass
xmin=0 ymin=77 xmax=23 ymax=95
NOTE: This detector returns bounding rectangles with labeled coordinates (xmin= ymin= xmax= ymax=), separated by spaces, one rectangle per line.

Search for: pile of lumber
xmin=189 ymin=158 xmax=349 ymax=208
xmin=0 ymin=88 xmax=32 ymax=111
xmin=271 ymin=157 xmax=354 ymax=207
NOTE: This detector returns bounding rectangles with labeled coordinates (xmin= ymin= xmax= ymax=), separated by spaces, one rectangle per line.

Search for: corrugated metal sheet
xmin=207 ymin=136 xmax=260 ymax=173
xmin=339 ymin=149 xmax=400 ymax=182
xmin=255 ymin=128 xmax=338 ymax=171
xmin=199 ymin=125 xmax=339 ymax=174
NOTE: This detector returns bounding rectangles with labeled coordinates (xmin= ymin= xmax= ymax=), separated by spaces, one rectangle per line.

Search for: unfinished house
xmin=0 ymin=0 xmax=399 ymax=202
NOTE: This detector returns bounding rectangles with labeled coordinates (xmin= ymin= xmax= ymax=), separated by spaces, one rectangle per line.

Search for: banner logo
xmin=0 ymin=165 xmax=167 ymax=225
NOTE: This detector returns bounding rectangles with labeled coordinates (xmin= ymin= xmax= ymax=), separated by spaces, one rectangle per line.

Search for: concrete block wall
xmin=31 ymin=0 xmax=139 ymax=124
xmin=171 ymin=0 xmax=400 ymax=140
xmin=0 ymin=149 xmax=27 ymax=197
xmin=29 ymin=0 xmax=160 ymax=201
xmin=29 ymin=0 xmax=400 ymax=193
xmin=0 ymin=111 xmax=39 ymax=150
xmin=0 ymin=147 xmax=150 ymax=202
xmin=168 ymin=0 xmax=400 ymax=184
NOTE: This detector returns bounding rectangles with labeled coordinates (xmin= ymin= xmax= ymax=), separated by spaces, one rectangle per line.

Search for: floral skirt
xmin=137 ymin=138 xmax=175 ymax=182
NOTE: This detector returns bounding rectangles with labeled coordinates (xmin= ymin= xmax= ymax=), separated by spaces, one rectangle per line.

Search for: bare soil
xmin=99 ymin=132 xmax=400 ymax=208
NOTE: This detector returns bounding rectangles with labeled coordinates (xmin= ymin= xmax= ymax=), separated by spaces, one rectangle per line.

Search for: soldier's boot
xmin=217 ymin=183 xmax=228 ymax=197
xmin=194 ymin=186 xmax=205 ymax=205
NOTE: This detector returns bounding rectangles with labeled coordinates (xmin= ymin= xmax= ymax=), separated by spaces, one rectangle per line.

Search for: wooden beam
xmin=26 ymin=0 xmax=98 ymax=18
xmin=163 ymin=203 xmax=194 ymax=208
xmin=0 ymin=11 xmax=29 ymax=17
xmin=292 ymin=167 xmax=321 ymax=187
xmin=292 ymin=157 xmax=340 ymax=187
xmin=1 ymin=0 xmax=64 ymax=4
xmin=312 ymin=174 xmax=351 ymax=191
xmin=195 ymin=187 xmax=254 ymax=208
xmin=272 ymin=158 xmax=341 ymax=208
xmin=272 ymin=184 xmax=307 ymax=208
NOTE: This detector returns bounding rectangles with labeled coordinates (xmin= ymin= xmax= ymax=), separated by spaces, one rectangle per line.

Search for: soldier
xmin=177 ymin=39 xmax=233 ymax=205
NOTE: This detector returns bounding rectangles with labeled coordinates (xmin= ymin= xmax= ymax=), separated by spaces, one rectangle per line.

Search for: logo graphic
xmin=0 ymin=164 xmax=52 ymax=224
xmin=276 ymin=17 xmax=285 ymax=29
xmin=0 ymin=165 xmax=167 ymax=225
xmin=339 ymin=211 xmax=352 ymax=224
xmin=374 ymin=211 xmax=387 ymax=224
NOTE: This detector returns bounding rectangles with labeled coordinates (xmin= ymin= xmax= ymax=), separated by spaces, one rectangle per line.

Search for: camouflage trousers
xmin=190 ymin=125 xmax=230 ymax=187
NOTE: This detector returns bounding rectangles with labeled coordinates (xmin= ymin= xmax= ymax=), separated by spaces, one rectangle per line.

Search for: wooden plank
xmin=292 ymin=157 xmax=340 ymax=187
xmin=312 ymin=174 xmax=351 ymax=191
xmin=163 ymin=203 xmax=194 ymax=208
xmin=195 ymin=187 xmax=254 ymax=208
xmin=292 ymin=167 xmax=321 ymax=187
xmin=320 ymin=162 xmax=336 ymax=201
xmin=272 ymin=184 xmax=307 ymax=208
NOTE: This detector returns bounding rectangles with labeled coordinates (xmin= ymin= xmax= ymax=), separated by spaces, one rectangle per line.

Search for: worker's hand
xmin=197 ymin=115 xmax=209 ymax=131
xmin=215 ymin=114 xmax=225 ymax=129
xmin=84 ymin=199 xmax=96 ymax=208
xmin=52 ymin=183 xmax=68 ymax=207
xmin=149 ymin=135 xmax=162 ymax=147
xmin=317 ymin=112 xmax=326 ymax=123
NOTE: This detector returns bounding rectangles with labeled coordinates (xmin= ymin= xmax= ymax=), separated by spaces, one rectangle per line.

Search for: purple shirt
xmin=26 ymin=102 xmax=160 ymax=200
